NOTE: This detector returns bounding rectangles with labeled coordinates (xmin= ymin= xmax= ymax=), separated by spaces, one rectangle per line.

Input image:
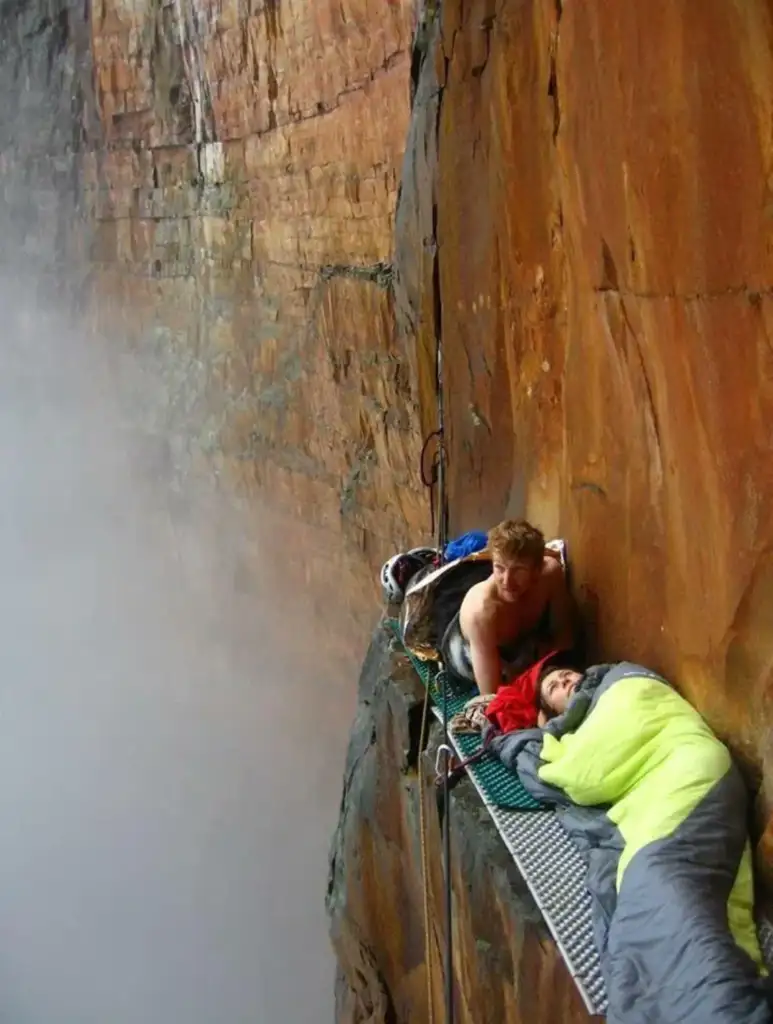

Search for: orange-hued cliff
xmin=3 ymin=0 xmax=773 ymax=1019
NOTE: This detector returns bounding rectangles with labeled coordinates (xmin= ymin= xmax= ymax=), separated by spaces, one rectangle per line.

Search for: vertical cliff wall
xmin=5 ymin=0 xmax=773 ymax=1016
xmin=77 ymin=0 xmax=428 ymax=668
xmin=330 ymin=1 xmax=773 ymax=1018
xmin=396 ymin=0 xmax=773 ymax=835
xmin=4 ymin=0 xmax=772 ymax=778
xmin=1 ymin=0 xmax=431 ymax=673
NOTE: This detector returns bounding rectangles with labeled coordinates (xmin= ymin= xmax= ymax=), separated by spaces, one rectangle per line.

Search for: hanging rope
xmin=419 ymin=428 xmax=441 ymax=540
xmin=416 ymin=426 xmax=446 ymax=1021
xmin=438 ymin=663 xmax=454 ymax=1024
xmin=433 ymin=247 xmax=455 ymax=1024
xmin=418 ymin=678 xmax=436 ymax=1024
xmin=415 ymin=211 xmax=453 ymax=1024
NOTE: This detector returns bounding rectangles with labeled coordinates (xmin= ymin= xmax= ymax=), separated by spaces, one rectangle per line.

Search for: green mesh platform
xmin=386 ymin=619 xmax=542 ymax=811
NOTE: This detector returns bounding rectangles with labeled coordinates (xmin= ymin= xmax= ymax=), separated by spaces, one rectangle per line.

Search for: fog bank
xmin=0 ymin=285 xmax=351 ymax=1023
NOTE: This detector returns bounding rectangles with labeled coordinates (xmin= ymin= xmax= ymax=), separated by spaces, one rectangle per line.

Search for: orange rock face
xmin=83 ymin=0 xmax=429 ymax=670
xmin=396 ymin=0 xmax=773 ymax=852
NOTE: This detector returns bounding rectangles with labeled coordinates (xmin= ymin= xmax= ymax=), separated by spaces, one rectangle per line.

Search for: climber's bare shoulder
xmin=459 ymin=578 xmax=499 ymax=642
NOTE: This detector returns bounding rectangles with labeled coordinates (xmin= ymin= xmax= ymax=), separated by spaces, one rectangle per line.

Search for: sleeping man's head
xmin=538 ymin=664 xmax=583 ymax=718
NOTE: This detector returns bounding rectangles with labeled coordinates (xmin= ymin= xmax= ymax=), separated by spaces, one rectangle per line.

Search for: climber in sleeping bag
xmin=483 ymin=654 xmax=773 ymax=1024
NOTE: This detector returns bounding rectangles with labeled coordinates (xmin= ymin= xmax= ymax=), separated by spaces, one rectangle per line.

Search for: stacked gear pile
xmin=380 ymin=546 xmax=437 ymax=603
xmin=379 ymin=531 xmax=491 ymax=606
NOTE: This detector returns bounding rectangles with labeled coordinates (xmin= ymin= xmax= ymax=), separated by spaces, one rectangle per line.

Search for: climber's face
xmin=492 ymin=555 xmax=541 ymax=602
xmin=540 ymin=668 xmax=583 ymax=715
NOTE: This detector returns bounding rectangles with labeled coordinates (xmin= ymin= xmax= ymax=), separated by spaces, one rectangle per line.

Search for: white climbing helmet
xmin=380 ymin=554 xmax=405 ymax=602
xmin=380 ymin=547 xmax=438 ymax=603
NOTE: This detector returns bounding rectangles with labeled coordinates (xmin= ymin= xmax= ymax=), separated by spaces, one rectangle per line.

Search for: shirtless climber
xmin=441 ymin=518 xmax=577 ymax=695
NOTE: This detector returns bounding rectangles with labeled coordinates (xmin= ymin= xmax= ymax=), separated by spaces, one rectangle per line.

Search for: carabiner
xmin=434 ymin=743 xmax=455 ymax=782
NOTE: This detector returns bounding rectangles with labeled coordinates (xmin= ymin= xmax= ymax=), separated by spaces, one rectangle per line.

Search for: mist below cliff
xmin=0 ymin=282 xmax=350 ymax=1023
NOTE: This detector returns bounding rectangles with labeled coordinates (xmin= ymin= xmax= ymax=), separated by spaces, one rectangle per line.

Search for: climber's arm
xmin=466 ymin=612 xmax=502 ymax=696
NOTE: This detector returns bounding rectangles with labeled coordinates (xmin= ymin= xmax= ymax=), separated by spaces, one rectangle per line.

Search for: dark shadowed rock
xmin=326 ymin=622 xmax=591 ymax=1023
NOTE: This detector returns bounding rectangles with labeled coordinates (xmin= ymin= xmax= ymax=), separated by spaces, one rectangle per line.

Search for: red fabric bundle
xmin=485 ymin=650 xmax=561 ymax=734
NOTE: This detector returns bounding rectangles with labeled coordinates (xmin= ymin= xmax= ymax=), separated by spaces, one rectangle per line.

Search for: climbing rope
xmin=417 ymin=679 xmax=435 ymax=1024
xmin=433 ymin=245 xmax=455 ymax=1024
xmin=416 ymin=431 xmax=444 ymax=1020
xmin=419 ymin=428 xmax=441 ymax=539
xmin=414 ymin=259 xmax=454 ymax=1023
xmin=438 ymin=663 xmax=454 ymax=1024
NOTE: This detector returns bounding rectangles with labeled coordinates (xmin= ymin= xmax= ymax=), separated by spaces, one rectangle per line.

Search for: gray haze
xmin=0 ymin=285 xmax=353 ymax=1023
